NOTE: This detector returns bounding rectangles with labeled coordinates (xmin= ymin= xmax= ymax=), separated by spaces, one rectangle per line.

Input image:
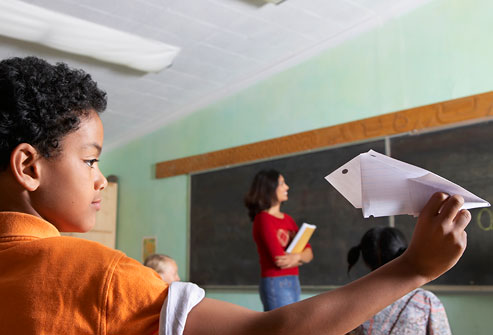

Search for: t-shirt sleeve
xmin=256 ymin=214 xmax=287 ymax=260
xmin=159 ymin=281 xmax=205 ymax=335
xmin=105 ymin=254 xmax=169 ymax=335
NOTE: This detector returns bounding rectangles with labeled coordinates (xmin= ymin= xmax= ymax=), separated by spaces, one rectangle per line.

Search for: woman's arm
xmin=183 ymin=193 xmax=470 ymax=335
xmin=275 ymin=216 xmax=314 ymax=268
xmin=300 ymin=247 xmax=313 ymax=264
xmin=256 ymin=214 xmax=288 ymax=261
xmin=275 ymin=247 xmax=313 ymax=269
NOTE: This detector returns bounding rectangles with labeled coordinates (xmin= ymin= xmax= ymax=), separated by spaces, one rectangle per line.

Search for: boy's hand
xmin=402 ymin=192 xmax=471 ymax=282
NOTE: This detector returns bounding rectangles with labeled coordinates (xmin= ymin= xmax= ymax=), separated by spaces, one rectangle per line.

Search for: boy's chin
xmin=57 ymin=219 xmax=96 ymax=233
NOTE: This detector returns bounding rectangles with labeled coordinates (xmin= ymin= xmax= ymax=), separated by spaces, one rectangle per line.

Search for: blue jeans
xmin=259 ymin=275 xmax=301 ymax=311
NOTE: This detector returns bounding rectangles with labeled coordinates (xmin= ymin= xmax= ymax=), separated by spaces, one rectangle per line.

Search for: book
xmin=286 ymin=223 xmax=316 ymax=254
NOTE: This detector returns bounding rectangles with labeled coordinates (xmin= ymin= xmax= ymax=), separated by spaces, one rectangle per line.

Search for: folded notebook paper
xmin=325 ymin=150 xmax=490 ymax=218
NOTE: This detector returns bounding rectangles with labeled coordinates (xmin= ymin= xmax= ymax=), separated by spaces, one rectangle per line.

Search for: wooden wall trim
xmin=156 ymin=91 xmax=493 ymax=179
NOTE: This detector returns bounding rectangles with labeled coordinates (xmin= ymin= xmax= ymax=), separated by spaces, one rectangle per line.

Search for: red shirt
xmin=252 ymin=211 xmax=311 ymax=278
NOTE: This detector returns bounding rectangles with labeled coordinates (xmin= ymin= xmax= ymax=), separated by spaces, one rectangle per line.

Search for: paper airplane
xmin=325 ymin=150 xmax=490 ymax=218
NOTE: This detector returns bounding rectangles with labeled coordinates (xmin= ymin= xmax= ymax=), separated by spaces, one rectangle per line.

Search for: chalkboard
xmin=190 ymin=140 xmax=388 ymax=286
xmin=391 ymin=121 xmax=493 ymax=286
xmin=190 ymin=120 xmax=493 ymax=287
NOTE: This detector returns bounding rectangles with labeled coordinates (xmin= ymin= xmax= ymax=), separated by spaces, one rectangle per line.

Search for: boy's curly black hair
xmin=0 ymin=56 xmax=107 ymax=171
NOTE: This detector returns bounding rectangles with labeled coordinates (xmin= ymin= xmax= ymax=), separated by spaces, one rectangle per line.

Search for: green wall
xmin=100 ymin=0 xmax=493 ymax=333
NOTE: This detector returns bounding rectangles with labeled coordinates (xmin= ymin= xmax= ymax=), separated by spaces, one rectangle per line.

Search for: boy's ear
xmin=10 ymin=143 xmax=42 ymax=191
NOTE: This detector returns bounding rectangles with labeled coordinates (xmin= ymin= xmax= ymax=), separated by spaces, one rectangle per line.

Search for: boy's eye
xmin=84 ymin=159 xmax=99 ymax=168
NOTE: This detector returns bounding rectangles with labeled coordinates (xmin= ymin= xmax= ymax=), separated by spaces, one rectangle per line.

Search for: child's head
xmin=244 ymin=169 xmax=282 ymax=221
xmin=144 ymin=254 xmax=180 ymax=283
xmin=0 ymin=56 xmax=108 ymax=232
xmin=347 ymin=227 xmax=408 ymax=273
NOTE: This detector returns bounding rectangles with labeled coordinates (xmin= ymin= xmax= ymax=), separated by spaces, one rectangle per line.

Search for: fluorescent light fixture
xmin=0 ymin=0 xmax=180 ymax=72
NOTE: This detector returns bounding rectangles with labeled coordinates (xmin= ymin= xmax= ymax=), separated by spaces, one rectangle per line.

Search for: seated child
xmin=0 ymin=56 xmax=471 ymax=335
xmin=144 ymin=253 xmax=181 ymax=283
xmin=347 ymin=227 xmax=452 ymax=335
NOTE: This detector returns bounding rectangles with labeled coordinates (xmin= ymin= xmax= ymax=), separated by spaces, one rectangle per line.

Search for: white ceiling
xmin=0 ymin=0 xmax=431 ymax=150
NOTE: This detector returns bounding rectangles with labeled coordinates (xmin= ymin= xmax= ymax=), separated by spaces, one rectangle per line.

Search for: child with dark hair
xmin=347 ymin=227 xmax=452 ymax=335
xmin=0 ymin=57 xmax=107 ymax=171
xmin=0 ymin=56 xmax=169 ymax=333
xmin=244 ymin=169 xmax=313 ymax=310
xmin=347 ymin=227 xmax=408 ymax=273
xmin=0 ymin=56 xmax=470 ymax=335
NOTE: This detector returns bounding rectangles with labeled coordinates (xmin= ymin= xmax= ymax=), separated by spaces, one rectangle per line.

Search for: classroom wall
xmin=100 ymin=0 xmax=493 ymax=333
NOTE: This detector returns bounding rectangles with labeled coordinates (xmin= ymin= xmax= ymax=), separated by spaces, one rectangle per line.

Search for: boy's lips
xmin=91 ymin=199 xmax=102 ymax=210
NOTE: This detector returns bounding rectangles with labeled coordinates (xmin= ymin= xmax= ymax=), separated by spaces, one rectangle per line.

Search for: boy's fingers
xmin=421 ymin=192 xmax=449 ymax=217
xmin=461 ymin=230 xmax=468 ymax=249
xmin=453 ymin=209 xmax=471 ymax=231
xmin=438 ymin=195 xmax=465 ymax=222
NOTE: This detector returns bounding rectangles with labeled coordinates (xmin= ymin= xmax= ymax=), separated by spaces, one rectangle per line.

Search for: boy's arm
xmin=183 ymin=193 xmax=470 ymax=335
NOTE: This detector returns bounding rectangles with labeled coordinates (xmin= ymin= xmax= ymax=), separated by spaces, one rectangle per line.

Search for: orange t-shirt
xmin=0 ymin=212 xmax=168 ymax=334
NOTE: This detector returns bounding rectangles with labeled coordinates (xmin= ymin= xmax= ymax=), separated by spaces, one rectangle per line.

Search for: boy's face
xmin=31 ymin=111 xmax=107 ymax=232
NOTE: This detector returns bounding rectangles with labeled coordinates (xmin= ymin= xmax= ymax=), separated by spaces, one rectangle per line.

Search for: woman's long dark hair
xmin=244 ymin=169 xmax=280 ymax=221
xmin=347 ymin=227 xmax=407 ymax=273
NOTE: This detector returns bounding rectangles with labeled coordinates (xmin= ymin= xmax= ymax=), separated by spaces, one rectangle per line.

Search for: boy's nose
xmin=96 ymin=169 xmax=108 ymax=191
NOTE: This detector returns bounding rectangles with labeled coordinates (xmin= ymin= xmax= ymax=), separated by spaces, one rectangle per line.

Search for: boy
xmin=0 ymin=56 xmax=471 ymax=335
xmin=144 ymin=253 xmax=181 ymax=283
xmin=0 ymin=56 xmax=167 ymax=334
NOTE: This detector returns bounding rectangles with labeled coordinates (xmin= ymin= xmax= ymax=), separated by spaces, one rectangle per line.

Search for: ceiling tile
xmin=3 ymin=0 xmax=433 ymax=150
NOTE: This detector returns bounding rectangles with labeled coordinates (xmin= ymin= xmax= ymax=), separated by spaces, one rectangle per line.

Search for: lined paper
xmin=326 ymin=150 xmax=490 ymax=218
